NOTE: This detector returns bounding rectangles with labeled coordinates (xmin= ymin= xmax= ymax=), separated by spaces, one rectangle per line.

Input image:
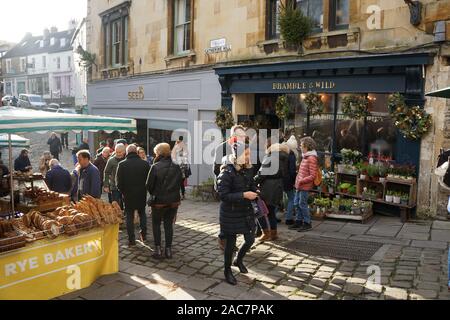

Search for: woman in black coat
xmin=255 ymin=139 xmax=286 ymax=242
xmin=217 ymin=141 xmax=258 ymax=286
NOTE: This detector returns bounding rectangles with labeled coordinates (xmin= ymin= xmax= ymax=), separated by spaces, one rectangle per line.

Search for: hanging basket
xmin=275 ymin=95 xmax=290 ymax=120
xmin=215 ymin=107 xmax=235 ymax=131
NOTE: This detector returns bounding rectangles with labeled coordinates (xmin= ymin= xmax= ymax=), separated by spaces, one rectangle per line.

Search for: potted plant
xmin=393 ymin=192 xmax=401 ymax=204
xmin=367 ymin=165 xmax=379 ymax=182
xmin=385 ymin=190 xmax=394 ymax=203
xmin=323 ymin=171 xmax=335 ymax=194
xmin=401 ymin=193 xmax=409 ymax=206
xmin=348 ymin=185 xmax=357 ymax=195
xmin=378 ymin=165 xmax=388 ymax=183
xmin=357 ymin=163 xmax=368 ymax=180
xmin=338 ymin=183 xmax=352 ymax=194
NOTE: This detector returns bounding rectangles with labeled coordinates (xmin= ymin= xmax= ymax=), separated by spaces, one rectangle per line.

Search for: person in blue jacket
xmin=76 ymin=150 xmax=101 ymax=200
xmin=45 ymin=159 xmax=72 ymax=194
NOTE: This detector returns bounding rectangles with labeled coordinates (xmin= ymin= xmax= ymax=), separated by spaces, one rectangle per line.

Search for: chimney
xmin=68 ymin=19 xmax=78 ymax=30
xmin=50 ymin=26 xmax=58 ymax=34
xmin=43 ymin=28 xmax=50 ymax=40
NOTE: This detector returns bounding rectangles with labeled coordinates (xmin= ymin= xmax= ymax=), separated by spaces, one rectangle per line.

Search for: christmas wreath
xmin=341 ymin=95 xmax=369 ymax=120
xmin=304 ymin=93 xmax=324 ymax=116
xmin=388 ymin=93 xmax=432 ymax=140
xmin=275 ymin=95 xmax=290 ymax=120
xmin=215 ymin=107 xmax=235 ymax=130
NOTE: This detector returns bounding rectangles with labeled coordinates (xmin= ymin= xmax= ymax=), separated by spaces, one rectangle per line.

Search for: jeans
xmin=284 ymin=190 xmax=296 ymax=221
xmin=110 ymin=190 xmax=123 ymax=210
xmin=448 ymin=250 xmax=450 ymax=287
xmin=294 ymin=191 xmax=311 ymax=225
xmin=259 ymin=204 xmax=278 ymax=230
xmin=224 ymin=232 xmax=255 ymax=269
xmin=152 ymin=207 xmax=178 ymax=247
xmin=125 ymin=207 xmax=146 ymax=242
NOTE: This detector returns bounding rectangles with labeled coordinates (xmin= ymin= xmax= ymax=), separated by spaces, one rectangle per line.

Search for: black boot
xmin=165 ymin=247 xmax=173 ymax=259
xmin=224 ymin=268 xmax=237 ymax=286
xmin=152 ymin=246 xmax=163 ymax=260
xmin=298 ymin=223 xmax=312 ymax=232
xmin=233 ymin=259 xmax=249 ymax=274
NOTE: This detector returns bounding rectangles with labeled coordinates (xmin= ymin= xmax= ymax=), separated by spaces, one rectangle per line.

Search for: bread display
xmin=0 ymin=219 xmax=26 ymax=253
xmin=24 ymin=187 xmax=60 ymax=204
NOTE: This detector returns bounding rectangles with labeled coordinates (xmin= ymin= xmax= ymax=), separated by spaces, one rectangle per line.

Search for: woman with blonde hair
xmin=146 ymin=143 xmax=183 ymax=260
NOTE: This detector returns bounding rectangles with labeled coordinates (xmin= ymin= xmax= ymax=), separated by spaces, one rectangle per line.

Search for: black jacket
xmin=255 ymin=144 xmax=286 ymax=207
xmin=47 ymin=137 xmax=62 ymax=154
xmin=117 ymin=153 xmax=151 ymax=210
xmin=14 ymin=156 xmax=31 ymax=172
xmin=146 ymin=157 xmax=183 ymax=206
xmin=283 ymin=150 xmax=297 ymax=192
xmin=217 ymin=162 xmax=257 ymax=236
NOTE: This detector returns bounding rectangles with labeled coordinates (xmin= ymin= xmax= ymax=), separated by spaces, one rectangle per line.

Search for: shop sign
xmin=128 ymin=86 xmax=145 ymax=100
xmin=272 ymin=81 xmax=336 ymax=91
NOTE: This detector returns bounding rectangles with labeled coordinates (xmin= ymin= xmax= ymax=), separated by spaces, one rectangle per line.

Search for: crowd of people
xmin=3 ymin=127 xmax=319 ymax=287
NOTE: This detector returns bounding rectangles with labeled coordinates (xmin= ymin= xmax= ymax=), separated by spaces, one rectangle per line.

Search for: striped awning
xmin=0 ymin=134 xmax=30 ymax=148
xmin=0 ymin=107 xmax=136 ymax=134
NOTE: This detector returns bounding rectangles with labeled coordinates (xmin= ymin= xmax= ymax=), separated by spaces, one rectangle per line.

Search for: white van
xmin=17 ymin=94 xmax=47 ymax=110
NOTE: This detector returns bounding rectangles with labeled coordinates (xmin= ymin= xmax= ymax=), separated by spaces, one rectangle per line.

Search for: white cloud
xmin=0 ymin=0 xmax=87 ymax=43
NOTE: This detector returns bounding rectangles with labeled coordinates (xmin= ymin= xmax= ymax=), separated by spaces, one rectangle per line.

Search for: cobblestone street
xmin=57 ymin=199 xmax=450 ymax=301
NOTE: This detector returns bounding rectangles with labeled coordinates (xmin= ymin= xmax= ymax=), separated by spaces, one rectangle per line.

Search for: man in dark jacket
xmin=47 ymin=132 xmax=62 ymax=160
xmin=93 ymin=147 xmax=111 ymax=188
xmin=146 ymin=143 xmax=182 ymax=260
xmin=116 ymin=145 xmax=150 ymax=247
xmin=45 ymin=159 xmax=72 ymax=194
xmin=14 ymin=149 xmax=32 ymax=172
xmin=77 ymin=150 xmax=101 ymax=200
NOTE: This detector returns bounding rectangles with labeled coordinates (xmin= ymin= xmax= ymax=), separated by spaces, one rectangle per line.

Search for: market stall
xmin=0 ymin=107 xmax=136 ymax=300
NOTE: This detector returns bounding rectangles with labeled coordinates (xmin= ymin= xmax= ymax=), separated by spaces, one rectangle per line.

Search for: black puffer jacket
xmin=146 ymin=157 xmax=183 ymax=206
xmin=217 ymin=160 xmax=257 ymax=236
xmin=255 ymin=144 xmax=286 ymax=207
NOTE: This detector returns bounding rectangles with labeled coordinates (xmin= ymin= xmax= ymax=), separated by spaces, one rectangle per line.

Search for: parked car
xmin=1 ymin=95 xmax=12 ymax=106
xmin=56 ymin=108 xmax=78 ymax=114
xmin=17 ymin=94 xmax=47 ymax=110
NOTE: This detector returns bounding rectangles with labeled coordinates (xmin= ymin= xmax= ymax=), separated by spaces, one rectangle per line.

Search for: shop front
xmin=215 ymin=52 xmax=435 ymax=220
xmin=88 ymin=68 xmax=221 ymax=185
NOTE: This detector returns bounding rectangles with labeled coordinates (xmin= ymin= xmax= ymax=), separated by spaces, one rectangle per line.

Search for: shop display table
xmin=0 ymin=224 xmax=119 ymax=300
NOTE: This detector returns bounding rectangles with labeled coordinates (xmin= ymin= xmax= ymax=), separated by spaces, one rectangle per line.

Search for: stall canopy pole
xmin=8 ymin=133 xmax=14 ymax=214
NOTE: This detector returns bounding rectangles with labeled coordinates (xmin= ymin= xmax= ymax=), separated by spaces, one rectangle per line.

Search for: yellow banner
xmin=0 ymin=224 xmax=119 ymax=300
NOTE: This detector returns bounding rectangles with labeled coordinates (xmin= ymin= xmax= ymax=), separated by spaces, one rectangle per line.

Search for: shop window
xmin=267 ymin=0 xmax=281 ymax=40
xmin=330 ymin=0 xmax=349 ymax=31
xmin=171 ymin=0 xmax=193 ymax=55
xmin=295 ymin=0 xmax=324 ymax=31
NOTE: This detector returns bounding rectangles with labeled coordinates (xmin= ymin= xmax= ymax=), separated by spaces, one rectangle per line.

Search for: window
xmin=20 ymin=58 xmax=26 ymax=72
xmin=31 ymin=58 xmax=35 ymax=69
xmin=55 ymin=77 xmax=61 ymax=91
xmin=330 ymin=0 xmax=349 ymax=30
xmin=61 ymin=38 xmax=66 ymax=47
xmin=50 ymin=38 xmax=55 ymax=46
xmin=68 ymin=56 xmax=71 ymax=69
xmin=267 ymin=0 xmax=281 ymax=40
xmin=296 ymin=0 xmax=323 ymax=30
xmin=43 ymin=77 xmax=49 ymax=94
xmin=5 ymin=59 xmax=11 ymax=73
xmin=111 ymin=19 xmax=121 ymax=66
xmin=56 ymin=57 xmax=61 ymax=69
xmin=173 ymin=0 xmax=192 ymax=55
xmin=42 ymin=56 xmax=46 ymax=68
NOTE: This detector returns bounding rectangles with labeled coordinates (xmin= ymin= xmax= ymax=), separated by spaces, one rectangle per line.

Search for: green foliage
xmin=278 ymin=1 xmax=313 ymax=48
xmin=76 ymin=45 xmax=97 ymax=70
xmin=341 ymin=95 xmax=370 ymax=120
xmin=215 ymin=107 xmax=235 ymax=130
xmin=275 ymin=95 xmax=291 ymax=120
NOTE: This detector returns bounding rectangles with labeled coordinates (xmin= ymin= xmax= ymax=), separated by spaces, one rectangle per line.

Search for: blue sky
xmin=0 ymin=0 xmax=87 ymax=43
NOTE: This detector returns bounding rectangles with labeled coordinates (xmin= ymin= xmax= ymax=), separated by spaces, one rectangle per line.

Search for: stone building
xmin=86 ymin=0 xmax=450 ymax=217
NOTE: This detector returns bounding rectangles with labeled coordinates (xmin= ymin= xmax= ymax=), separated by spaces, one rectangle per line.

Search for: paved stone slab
xmin=350 ymin=235 xmax=410 ymax=246
xmin=432 ymin=221 xmax=450 ymax=230
xmin=208 ymin=282 xmax=250 ymax=298
xmin=411 ymin=240 xmax=448 ymax=250
xmin=165 ymin=288 xmax=209 ymax=300
xmin=410 ymin=289 xmax=438 ymax=300
xmin=431 ymin=230 xmax=450 ymax=242
xmin=397 ymin=232 xmax=430 ymax=241
xmin=367 ymin=226 xmax=402 ymax=237
xmin=81 ymin=281 xmax=137 ymax=300
xmin=339 ymin=225 xmax=371 ymax=235
xmin=180 ymin=277 xmax=219 ymax=292
xmin=384 ymin=287 xmax=408 ymax=300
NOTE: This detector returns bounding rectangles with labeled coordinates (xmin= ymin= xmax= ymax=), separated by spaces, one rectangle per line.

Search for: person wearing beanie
xmin=283 ymin=136 xmax=299 ymax=225
xmin=217 ymin=141 xmax=257 ymax=286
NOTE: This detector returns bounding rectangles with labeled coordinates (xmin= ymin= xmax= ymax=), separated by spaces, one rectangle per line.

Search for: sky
xmin=0 ymin=0 xmax=87 ymax=43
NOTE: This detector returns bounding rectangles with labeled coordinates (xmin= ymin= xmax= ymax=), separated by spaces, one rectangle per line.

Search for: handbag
xmin=252 ymin=197 xmax=269 ymax=219
xmin=147 ymin=162 xmax=173 ymax=207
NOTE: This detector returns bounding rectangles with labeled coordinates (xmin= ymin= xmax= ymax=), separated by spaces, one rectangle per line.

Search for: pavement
xmin=56 ymin=199 xmax=450 ymax=300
